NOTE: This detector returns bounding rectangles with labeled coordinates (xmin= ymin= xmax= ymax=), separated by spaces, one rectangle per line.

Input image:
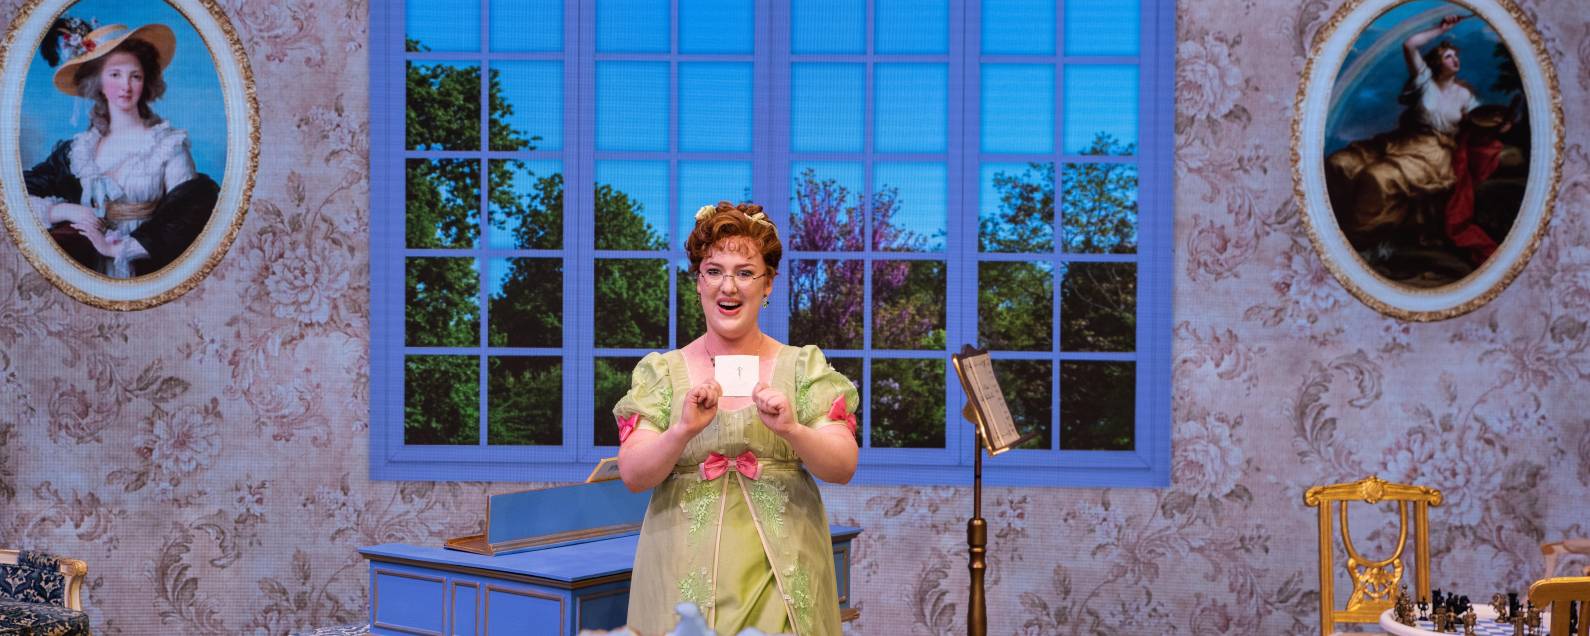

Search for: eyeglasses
xmin=697 ymin=267 xmax=769 ymax=287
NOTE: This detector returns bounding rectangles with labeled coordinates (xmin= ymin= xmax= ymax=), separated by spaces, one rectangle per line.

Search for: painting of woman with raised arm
xmin=1323 ymin=4 xmax=1529 ymax=287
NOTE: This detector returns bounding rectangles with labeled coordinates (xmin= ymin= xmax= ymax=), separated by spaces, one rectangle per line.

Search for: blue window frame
xmin=372 ymin=0 xmax=1172 ymax=486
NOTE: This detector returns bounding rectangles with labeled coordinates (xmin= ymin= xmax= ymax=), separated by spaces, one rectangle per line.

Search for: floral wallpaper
xmin=1 ymin=0 xmax=1587 ymax=634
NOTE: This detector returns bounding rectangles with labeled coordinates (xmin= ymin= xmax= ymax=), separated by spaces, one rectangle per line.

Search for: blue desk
xmin=361 ymin=525 xmax=861 ymax=635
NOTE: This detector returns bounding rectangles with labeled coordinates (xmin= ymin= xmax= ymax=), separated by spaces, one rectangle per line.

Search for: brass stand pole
xmin=968 ymin=429 xmax=987 ymax=636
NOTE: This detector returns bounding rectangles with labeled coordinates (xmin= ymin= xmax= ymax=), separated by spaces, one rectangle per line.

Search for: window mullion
xmin=947 ymin=0 xmax=975 ymax=467
xmin=477 ymin=0 xmax=492 ymax=447
xmin=758 ymin=0 xmax=790 ymax=343
xmin=569 ymin=0 xmax=598 ymax=461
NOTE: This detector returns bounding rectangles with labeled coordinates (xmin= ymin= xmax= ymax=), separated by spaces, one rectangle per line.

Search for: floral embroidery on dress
xmin=747 ymin=478 xmax=790 ymax=538
xmin=677 ymin=567 xmax=713 ymax=610
xmin=785 ymin=565 xmax=815 ymax=634
xmin=680 ymin=478 xmax=720 ymax=541
xmin=794 ymin=375 xmax=818 ymax=422
xmin=657 ymin=382 xmax=673 ymax=430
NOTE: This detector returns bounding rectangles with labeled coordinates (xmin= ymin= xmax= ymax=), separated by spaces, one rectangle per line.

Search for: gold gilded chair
xmin=1304 ymin=475 xmax=1442 ymax=636
xmin=1526 ymin=575 xmax=1590 ymax=636
xmin=1529 ymin=576 xmax=1590 ymax=636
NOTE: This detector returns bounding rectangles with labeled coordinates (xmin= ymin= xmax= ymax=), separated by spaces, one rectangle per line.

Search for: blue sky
xmin=982 ymin=0 xmax=1136 ymax=55
xmin=597 ymin=160 xmax=669 ymax=245
xmin=489 ymin=0 xmax=562 ymax=52
xmin=875 ymin=163 xmax=947 ymax=251
xmin=677 ymin=162 xmax=754 ymax=240
xmin=406 ymin=0 xmax=752 ymax=53
xmin=21 ymin=0 xmax=227 ymax=178
xmin=981 ymin=162 xmax=1053 ymax=250
xmin=1327 ymin=0 xmax=1513 ymax=154
xmin=413 ymin=0 xmax=1141 ymax=255
xmin=495 ymin=62 xmax=562 ymax=150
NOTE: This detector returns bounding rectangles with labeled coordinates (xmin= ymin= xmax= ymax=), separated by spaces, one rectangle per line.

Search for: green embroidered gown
xmin=614 ymin=345 xmax=858 ymax=636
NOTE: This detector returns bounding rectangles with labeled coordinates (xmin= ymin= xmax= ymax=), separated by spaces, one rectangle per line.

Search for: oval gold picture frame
xmin=1293 ymin=0 xmax=1562 ymax=321
xmin=0 ymin=0 xmax=257 ymax=310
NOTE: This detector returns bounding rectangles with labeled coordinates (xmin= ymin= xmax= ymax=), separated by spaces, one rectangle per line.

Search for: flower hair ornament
xmin=40 ymin=16 xmax=99 ymax=68
xmin=695 ymin=204 xmax=777 ymax=237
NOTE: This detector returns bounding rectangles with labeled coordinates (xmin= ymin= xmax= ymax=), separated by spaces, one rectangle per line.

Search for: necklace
xmin=702 ymin=335 xmax=767 ymax=364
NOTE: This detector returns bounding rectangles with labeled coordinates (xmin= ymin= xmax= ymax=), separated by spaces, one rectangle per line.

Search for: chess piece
xmin=1462 ymin=609 xmax=1477 ymax=636
xmin=1525 ymin=601 xmax=1542 ymax=636
xmin=1420 ymin=598 xmax=1432 ymax=622
xmin=1512 ymin=612 xmax=1525 ymax=636
xmin=1493 ymin=593 xmax=1510 ymax=623
xmin=1395 ymin=585 xmax=1414 ymax=626
xmin=1434 ymin=606 xmax=1449 ymax=632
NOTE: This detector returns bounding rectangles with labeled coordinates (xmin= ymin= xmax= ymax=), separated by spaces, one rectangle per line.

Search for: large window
xmin=372 ymin=0 xmax=1172 ymax=485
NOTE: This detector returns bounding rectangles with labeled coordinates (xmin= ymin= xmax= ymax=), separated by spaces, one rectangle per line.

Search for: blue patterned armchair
xmin=0 ymin=549 xmax=90 ymax=635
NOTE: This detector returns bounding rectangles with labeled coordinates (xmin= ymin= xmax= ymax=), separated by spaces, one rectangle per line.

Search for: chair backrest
xmin=1303 ymin=475 xmax=1442 ymax=636
xmin=0 ymin=549 xmax=87 ymax=611
xmin=1529 ymin=576 xmax=1590 ymax=636
xmin=1543 ymin=540 xmax=1590 ymax=579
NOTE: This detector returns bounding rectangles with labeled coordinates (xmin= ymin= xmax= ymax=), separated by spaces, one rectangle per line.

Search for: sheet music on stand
xmin=951 ymin=344 xmax=1040 ymax=636
xmin=951 ymin=345 xmax=1036 ymax=456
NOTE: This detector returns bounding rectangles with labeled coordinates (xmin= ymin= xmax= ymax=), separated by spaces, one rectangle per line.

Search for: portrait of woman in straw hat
xmin=22 ymin=19 xmax=219 ymax=278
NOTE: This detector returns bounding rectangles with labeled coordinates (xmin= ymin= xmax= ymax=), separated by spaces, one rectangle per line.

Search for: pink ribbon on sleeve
xmin=616 ymin=413 xmax=639 ymax=444
xmin=827 ymin=395 xmax=857 ymax=436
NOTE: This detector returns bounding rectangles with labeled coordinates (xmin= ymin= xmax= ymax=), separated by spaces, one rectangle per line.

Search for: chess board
xmin=1409 ymin=618 xmax=1546 ymax=636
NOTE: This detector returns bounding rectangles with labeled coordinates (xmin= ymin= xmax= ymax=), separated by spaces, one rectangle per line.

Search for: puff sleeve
xmin=611 ymin=352 xmax=674 ymax=443
xmin=793 ymin=345 xmax=860 ymax=436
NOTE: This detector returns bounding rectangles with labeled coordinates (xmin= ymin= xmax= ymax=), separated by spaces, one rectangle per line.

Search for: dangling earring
xmin=762 ymin=296 xmax=770 ymax=308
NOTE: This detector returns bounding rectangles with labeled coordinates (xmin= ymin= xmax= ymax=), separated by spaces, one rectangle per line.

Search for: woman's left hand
xmin=752 ymin=383 xmax=797 ymax=438
xmin=70 ymin=222 xmax=121 ymax=257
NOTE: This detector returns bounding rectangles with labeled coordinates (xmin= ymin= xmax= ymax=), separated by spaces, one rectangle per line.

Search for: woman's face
xmin=1437 ymin=48 xmax=1461 ymax=77
xmin=97 ymin=51 xmax=145 ymax=114
xmin=696 ymin=240 xmax=773 ymax=341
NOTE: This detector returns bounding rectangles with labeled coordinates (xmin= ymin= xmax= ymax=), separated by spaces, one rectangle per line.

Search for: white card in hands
xmin=714 ymin=355 xmax=759 ymax=397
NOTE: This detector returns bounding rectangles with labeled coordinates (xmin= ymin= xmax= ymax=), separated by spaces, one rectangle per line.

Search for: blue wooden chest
xmin=360 ymin=525 xmax=861 ymax=635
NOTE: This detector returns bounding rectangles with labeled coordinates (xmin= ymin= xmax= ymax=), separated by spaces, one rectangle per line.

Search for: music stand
xmin=951 ymin=345 xmax=1042 ymax=636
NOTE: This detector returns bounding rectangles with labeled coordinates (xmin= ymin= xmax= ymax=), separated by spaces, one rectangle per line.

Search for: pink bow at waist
xmin=700 ymin=450 xmax=760 ymax=481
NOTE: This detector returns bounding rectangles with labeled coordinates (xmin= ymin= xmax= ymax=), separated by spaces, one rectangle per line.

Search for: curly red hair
xmin=685 ymin=201 xmax=782 ymax=274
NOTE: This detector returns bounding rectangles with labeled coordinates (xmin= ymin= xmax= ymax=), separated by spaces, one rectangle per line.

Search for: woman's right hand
xmin=49 ymin=203 xmax=100 ymax=231
xmin=675 ymin=380 xmax=722 ymax=439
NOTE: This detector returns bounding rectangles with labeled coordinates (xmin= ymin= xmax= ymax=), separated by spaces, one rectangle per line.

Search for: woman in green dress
xmin=614 ymin=201 xmax=859 ymax=636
